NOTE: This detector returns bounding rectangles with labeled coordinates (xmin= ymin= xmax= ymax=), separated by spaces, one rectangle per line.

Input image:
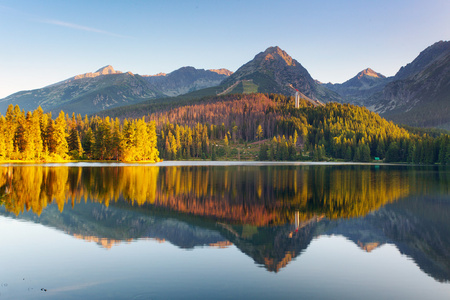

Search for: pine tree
xmin=13 ymin=111 xmax=26 ymax=157
xmin=211 ymin=145 xmax=217 ymax=161
xmin=0 ymin=116 xmax=6 ymax=159
xmin=4 ymin=105 xmax=16 ymax=159
xmin=147 ymin=121 xmax=159 ymax=162
xmin=121 ymin=119 xmax=136 ymax=161
xmin=135 ymin=117 xmax=149 ymax=160
xmin=111 ymin=118 xmax=122 ymax=161
xmin=68 ymin=127 xmax=83 ymax=158
xmin=258 ymin=143 xmax=268 ymax=161
xmin=361 ymin=144 xmax=371 ymax=162
xmin=256 ymin=124 xmax=263 ymax=140
xmin=385 ymin=142 xmax=400 ymax=162
xmin=82 ymin=127 xmax=95 ymax=158
xmin=53 ymin=111 xmax=69 ymax=158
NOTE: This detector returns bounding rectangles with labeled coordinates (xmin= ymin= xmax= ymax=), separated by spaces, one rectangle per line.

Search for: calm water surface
xmin=0 ymin=162 xmax=449 ymax=299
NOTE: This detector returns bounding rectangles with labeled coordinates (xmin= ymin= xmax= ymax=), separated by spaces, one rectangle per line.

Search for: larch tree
xmin=54 ymin=111 xmax=69 ymax=158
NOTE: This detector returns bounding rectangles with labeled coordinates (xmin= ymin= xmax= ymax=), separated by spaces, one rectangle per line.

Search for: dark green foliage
xmin=258 ymin=143 xmax=268 ymax=161
xmin=385 ymin=143 xmax=400 ymax=163
xmin=211 ymin=145 xmax=217 ymax=161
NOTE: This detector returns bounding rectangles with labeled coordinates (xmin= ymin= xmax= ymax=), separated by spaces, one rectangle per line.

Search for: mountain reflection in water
xmin=0 ymin=164 xmax=449 ymax=281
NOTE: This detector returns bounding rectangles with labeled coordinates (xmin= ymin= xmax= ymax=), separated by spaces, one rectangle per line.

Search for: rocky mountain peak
xmin=357 ymin=68 xmax=385 ymax=79
xmin=209 ymin=68 xmax=233 ymax=76
xmin=95 ymin=65 xmax=119 ymax=75
xmin=73 ymin=65 xmax=122 ymax=80
xmin=260 ymin=46 xmax=296 ymax=66
xmin=221 ymin=46 xmax=341 ymax=103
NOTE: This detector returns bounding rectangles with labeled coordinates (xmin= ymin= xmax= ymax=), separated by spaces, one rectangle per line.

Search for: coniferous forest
xmin=0 ymin=93 xmax=449 ymax=164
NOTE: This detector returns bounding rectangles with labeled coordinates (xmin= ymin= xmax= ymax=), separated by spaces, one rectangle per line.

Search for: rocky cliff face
xmin=395 ymin=41 xmax=450 ymax=80
xmin=222 ymin=46 xmax=342 ymax=103
xmin=369 ymin=41 xmax=450 ymax=128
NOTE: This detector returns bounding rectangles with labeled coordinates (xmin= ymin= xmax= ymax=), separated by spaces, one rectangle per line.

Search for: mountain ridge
xmin=0 ymin=65 xmax=232 ymax=115
xmin=143 ymin=66 xmax=230 ymax=97
xmin=394 ymin=40 xmax=450 ymax=80
xmin=369 ymin=40 xmax=450 ymax=128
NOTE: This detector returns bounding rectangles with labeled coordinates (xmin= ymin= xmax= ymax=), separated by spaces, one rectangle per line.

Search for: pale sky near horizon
xmin=0 ymin=0 xmax=449 ymax=98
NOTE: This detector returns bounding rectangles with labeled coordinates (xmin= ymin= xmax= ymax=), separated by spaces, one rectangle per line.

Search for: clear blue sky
xmin=0 ymin=0 xmax=449 ymax=98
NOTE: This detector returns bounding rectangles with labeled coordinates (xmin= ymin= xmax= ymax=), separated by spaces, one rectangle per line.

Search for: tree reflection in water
xmin=2 ymin=165 xmax=447 ymax=222
xmin=0 ymin=164 xmax=449 ymax=279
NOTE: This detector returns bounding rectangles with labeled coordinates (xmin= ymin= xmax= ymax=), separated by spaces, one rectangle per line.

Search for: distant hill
xmin=323 ymin=68 xmax=391 ymax=105
xmin=369 ymin=41 xmax=450 ymax=128
xmin=0 ymin=65 xmax=232 ymax=116
xmin=221 ymin=46 xmax=342 ymax=103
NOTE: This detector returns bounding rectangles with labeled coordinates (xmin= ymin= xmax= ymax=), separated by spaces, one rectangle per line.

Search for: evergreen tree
xmin=4 ymin=105 xmax=17 ymax=159
xmin=111 ymin=118 xmax=122 ymax=160
xmin=53 ymin=111 xmax=69 ymax=158
xmin=0 ymin=116 xmax=6 ymax=159
xmin=385 ymin=142 xmax=400 ymax=162
xmin=121 ymin=119 xmax=136 ymax=161
xmin=45 ymin=119 xmax=56 ymax=155
xmin=68 ymin=127 xmax=83 ymax=158
xmin=256 ymin=124 xmax=263 ymax=140
xmin=82 ymin=127 xmax=95 ymax=158
xmin=146 ymin=121 xmax=159 ymax=162
xmin=361 ymin=144 xmax=371 ymax=162
xmin=258 ymin=143 xmax=268 ymax=161
xmin=211 ymin=145 xmax=217 ymax=161
xmin=93 ymin=118 xmax=111 ymax=160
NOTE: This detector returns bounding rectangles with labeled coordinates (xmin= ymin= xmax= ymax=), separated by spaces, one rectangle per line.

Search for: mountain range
xmin=324 ymin=40 xmax=450 ymax=128
xmin=1 ymin=41 xmax=449 ymax=128
xmin=0 ymin=65 xmax=231 ymax=115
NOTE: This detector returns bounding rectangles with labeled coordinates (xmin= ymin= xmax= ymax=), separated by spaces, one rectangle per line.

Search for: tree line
xmin=0 ymin=105 xmax=159 ymax=162
xmin=0 ymin=93 xmax=449 ymax=164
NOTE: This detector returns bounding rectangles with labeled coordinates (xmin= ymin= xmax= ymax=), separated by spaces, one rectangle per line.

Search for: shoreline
xmin=0 ymin=160 xmax=442 ymax=167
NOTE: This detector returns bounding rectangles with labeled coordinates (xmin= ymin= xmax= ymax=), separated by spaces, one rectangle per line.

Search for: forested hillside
xmin=0 ymin=93 xmax=449 ymax=164
xmin=147 ymin=93 xmax=449 ymax=164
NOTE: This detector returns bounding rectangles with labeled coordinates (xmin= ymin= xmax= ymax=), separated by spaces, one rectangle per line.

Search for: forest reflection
xmin=0 ymin=165 xmax=448 ymax=225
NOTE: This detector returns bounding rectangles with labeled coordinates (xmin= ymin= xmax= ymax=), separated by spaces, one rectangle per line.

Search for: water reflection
xmin=2 ymin=165 xmax=448 ymax=221
xmin=0 ymin=164 xmax=449 ymax=281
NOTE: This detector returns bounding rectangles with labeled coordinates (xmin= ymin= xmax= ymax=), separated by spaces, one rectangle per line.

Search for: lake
xmin=0 ymin=162 xmax=449 ymax=299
